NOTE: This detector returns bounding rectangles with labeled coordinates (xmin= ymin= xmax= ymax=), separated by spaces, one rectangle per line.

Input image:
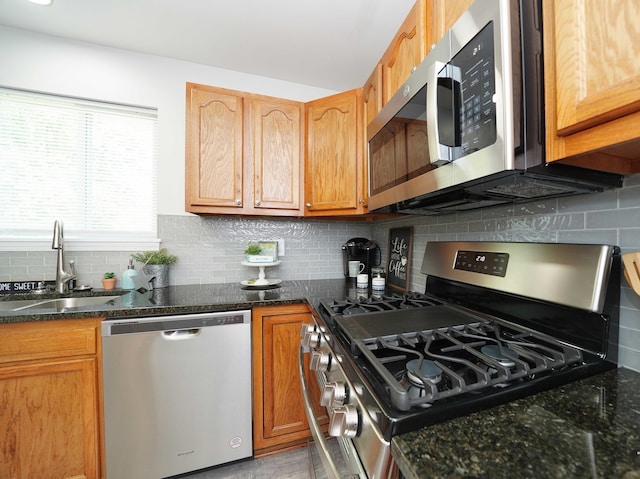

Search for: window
xmin=0 ymin=87 xmax=158 ymax=251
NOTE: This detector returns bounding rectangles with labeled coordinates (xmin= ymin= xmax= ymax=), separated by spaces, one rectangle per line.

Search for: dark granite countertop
xmin=392 ymin=367 xmax=640 ymax=479
xmin=0 ymin=279 xmax=352 ymax=324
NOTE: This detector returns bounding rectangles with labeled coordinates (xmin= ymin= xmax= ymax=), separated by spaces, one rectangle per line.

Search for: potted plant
xmin=131 ymin=248 xmax=178 ymax=288
xmin=244 ymin=242 xmax=272 ymax=263
xmin=102 ymin=272 xmax=116 ymax=290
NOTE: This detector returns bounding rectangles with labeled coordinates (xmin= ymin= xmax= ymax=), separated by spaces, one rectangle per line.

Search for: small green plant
xmin=103 ymin=272 xmax=115 ymax=279
xmin=131 ymin=248 xmax=178 ymax=265
xmin=244 ymin=242 xmax=262 ymax=255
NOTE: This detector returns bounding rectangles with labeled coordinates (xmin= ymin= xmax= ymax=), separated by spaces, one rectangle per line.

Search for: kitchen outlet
xmin=277 ymin=239 xmax=285 ymax=257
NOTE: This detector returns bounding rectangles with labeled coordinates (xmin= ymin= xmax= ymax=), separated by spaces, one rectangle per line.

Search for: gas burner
xmin=481 ymin=344 xmax=519 ymax=368
xmin=405 ymin=359 xmax=442 ymax=386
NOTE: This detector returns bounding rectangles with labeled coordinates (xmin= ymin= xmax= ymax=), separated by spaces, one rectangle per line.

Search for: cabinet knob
xmin=403 ymin=85 xmax=411 ymax=98
xmin=235 ymin=200 xmax=241 ymax=206
xmin=255 ymin=200 xmax=261 ymax=207
xmin=306 ymin=203 xmax=312 ymax=208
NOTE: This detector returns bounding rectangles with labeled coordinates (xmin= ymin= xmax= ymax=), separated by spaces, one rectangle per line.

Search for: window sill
xmin=0 ymin=239 xmax=162 ymax=252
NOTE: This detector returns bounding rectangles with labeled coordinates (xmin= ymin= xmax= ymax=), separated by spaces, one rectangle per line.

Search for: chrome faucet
xmin=52 ymin=220 xmax=76 ymax=294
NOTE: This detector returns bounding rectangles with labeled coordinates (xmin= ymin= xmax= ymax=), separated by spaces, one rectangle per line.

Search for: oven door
xmin=299 ymin=345 xmax=367 ymax=479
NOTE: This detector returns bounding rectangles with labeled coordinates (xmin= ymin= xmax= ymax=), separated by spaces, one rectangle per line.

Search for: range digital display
xmin=454 ymin=250 xmax=509 ymax=277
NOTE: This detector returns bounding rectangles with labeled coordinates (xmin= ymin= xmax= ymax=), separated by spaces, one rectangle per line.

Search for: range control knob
xmin=320 ymin=381 xmax=348 ymax=407
xmin=300 ymin=323 xmax=315 ymax=337
xmin=329 ymin=405 xmax=359 ymax=438
xmin=303 ymin=330 xmax=321 ymax=349
xmin=310 ymin=351 xmax=332 ymax=372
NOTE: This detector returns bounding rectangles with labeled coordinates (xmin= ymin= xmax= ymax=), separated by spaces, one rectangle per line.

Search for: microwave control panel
xmin=452 ymin=22 xmax=496 ymax=157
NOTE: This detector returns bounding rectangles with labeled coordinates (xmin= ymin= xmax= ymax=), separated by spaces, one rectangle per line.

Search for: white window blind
xmin=0 ymin=88 xmax=159 ymax=251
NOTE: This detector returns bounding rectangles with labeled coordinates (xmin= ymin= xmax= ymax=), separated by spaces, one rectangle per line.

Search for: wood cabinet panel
xmin=252 ymin=304 xmax=327 ymax=456
xmin=305 ymin=89 xmax=366 ymax=215
xmin=428 ymin=0 xmax=475 ymax=47
xmin=381 ymin=0 xmax=426 ymax=104
xmin=364 ymin=63 xmax=383 ymax=128
xmin=0 ymin=322 xmax=97 ymax=364
xmin=0 ymin=319 xmax=102 ymax=479
xmin=251 ymin=98 xmax=303 ymax=211
xmin=186 ymin=84 xmax=244 ymax=209
xmin=552 ymin=0 xmax=640 ymax=136
xmin=543 ymin=1 xmax=640 ymax=173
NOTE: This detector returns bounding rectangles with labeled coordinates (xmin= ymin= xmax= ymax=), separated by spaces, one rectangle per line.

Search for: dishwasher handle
xmin=163 ymin=328 xmax=201 ymax=339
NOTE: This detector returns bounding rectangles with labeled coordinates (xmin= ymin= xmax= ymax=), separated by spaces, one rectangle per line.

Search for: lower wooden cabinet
xmin=252 ymin=304 xmax=328 ymax=456
xmin=0 ymin=318 xmax=103 ymax=479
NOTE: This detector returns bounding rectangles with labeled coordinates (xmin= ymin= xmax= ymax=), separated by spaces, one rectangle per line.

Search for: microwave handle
xmin=426 ymin=61 xmax=461 ymax=166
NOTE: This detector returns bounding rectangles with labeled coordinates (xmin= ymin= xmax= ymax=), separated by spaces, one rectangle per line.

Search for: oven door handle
xmin=298 ymin=346 xmax=363 ymax=479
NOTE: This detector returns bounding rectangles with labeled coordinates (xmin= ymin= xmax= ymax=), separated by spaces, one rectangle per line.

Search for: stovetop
xmin=311 ymin=242 xmax=621 ymax=439
xmin=316 ymin=292 xmax=617 ymax=439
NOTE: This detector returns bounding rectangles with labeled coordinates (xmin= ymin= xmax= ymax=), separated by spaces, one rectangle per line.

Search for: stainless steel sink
xmin=0 ymin=295 xmax=123 ymax=312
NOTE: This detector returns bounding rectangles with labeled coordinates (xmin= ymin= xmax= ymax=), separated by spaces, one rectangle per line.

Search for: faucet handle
xmin=68 ymin=259 xmax=77 ymax=290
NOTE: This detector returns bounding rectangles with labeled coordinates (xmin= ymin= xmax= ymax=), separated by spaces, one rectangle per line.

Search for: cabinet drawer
xmin=0 ymin=319 xmax=99 ymax=364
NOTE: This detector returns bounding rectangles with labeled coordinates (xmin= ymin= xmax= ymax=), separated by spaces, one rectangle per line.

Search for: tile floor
xmin=173 ymin=444 xmax=326 ymax=479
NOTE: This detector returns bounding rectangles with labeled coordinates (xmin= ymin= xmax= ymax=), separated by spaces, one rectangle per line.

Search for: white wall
xmin=0 ymin=25 xmax=336 ymax=216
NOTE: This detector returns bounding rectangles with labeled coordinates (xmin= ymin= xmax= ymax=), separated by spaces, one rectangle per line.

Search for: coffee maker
xmin=342 ymin=237 xmax=381 ymax=277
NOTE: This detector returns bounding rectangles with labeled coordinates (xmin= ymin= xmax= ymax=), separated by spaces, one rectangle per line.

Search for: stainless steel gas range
xmin=299 ymin=241 xmax=620 ymax=479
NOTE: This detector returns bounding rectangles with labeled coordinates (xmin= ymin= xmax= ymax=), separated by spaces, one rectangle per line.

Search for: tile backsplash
xmin=1 ymin=174 xmax=639 ymax=371
xmin=0 ymin=216 xmax=372 ymax=288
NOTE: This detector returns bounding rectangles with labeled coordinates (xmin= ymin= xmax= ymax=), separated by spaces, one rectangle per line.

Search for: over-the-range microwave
xmin=367 ymin=0 xmax=622 ymax=215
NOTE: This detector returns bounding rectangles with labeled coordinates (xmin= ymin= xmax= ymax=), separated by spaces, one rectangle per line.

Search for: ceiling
xmin=0 ymin=0 xmax=415 ymax=92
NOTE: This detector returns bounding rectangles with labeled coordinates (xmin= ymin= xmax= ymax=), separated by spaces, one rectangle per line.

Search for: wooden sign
xmin=387 ymin=226 xmax=413 ymax=291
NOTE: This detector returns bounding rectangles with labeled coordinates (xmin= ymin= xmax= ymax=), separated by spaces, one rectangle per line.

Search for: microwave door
xmin=426 ymin=61 xmax=462 ymax=166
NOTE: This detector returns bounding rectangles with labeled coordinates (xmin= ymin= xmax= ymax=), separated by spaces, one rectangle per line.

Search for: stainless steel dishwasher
xmin=101 ymin=310 xmax=252 ymax=479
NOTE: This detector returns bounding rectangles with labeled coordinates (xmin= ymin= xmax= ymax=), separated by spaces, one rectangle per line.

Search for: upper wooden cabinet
xmin=544 ymin=0 xmax=640 ymax=174
xmin=0 ymin=318 xmax=103 ymax=479
xmin=186 ymin=83 xmax=305 ymax=216
xmin=380 ymin=0 xmax=427 ymax=105
xmin=428 ymin=0 xmax=475 ymax=48
xmin=305 ymin=88 xmax=367 ymax=216
xmin=363 ymin=63 xmax=383 ymax=128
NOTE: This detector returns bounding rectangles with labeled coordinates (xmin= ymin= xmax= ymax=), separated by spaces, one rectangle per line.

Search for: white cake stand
xmin=241 ymin=261 xmax=281 ymax=287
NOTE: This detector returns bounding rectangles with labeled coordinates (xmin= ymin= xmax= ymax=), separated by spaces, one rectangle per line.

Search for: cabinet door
xmin=185 ymin=83 xmax=244 ymax=212
xmin=380 ymin=0 xmax=427 ymax=104
xmin=252 ymin=304 xmax=327 ymax=456
xmin=552 ymin=0 xmax=640 ymax=135
xmin=305 ymin=89 xmax=366 ymax=215
xmin=251 ymin=98 xmax=304 ymax=214
xmin=0 ymin=358 xmax=100 ymax=479
xmin=363 ymin=63 xmax=383 ymax=127
xmin=543 ymin=1 xmax=640 ymax=173
xmin=428 ymin=0 xmax=475 ymax=48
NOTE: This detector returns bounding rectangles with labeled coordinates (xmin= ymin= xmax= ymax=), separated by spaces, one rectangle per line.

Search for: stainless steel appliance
xmin=102 ymin=310 xmax=252 ymax=479
xmin=342 ymin=237 xmax=382 ymax=277
xmin=366 ymin=0 xmax=622 ymax=215
xmin=300 ymin=241 xmax=620 ymax=478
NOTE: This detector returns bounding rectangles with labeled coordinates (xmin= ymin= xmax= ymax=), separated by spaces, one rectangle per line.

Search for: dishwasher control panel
xmin=102 ymin=310 xmax=251 ymax=336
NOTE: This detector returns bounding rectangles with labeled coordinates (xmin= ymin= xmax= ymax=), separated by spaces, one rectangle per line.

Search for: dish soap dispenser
xmin=122 ymin=258 xmax=138 ymax=290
